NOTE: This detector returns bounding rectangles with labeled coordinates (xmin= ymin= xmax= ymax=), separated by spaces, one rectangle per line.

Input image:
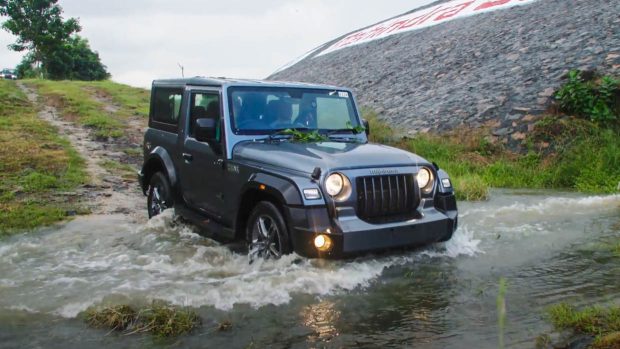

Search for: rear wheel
xmin=246 ymin=201 xmax=291 ymax=261
xmin=147 ymin=172 xmax=173 ymax=218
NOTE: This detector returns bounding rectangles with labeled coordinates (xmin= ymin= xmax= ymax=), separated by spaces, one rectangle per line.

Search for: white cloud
xmin=0 ymin=0 xmax=435 ymax=87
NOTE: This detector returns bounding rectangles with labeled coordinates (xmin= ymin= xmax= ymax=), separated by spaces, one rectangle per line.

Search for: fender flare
xmin=141 ymin=146 xmax=178 ymax=191
xmin=241 ymin=172 xmax=303 ymax=207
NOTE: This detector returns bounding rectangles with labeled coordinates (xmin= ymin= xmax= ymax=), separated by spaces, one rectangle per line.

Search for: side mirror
xmin=362 ymin=119 xmax=370 ymax=136
xmin=194 ymin=118 xmax=217 ymax=142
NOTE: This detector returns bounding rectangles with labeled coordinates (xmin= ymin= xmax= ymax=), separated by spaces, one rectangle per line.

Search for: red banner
xmin=317 ymin=0 xmax=538 ymax=56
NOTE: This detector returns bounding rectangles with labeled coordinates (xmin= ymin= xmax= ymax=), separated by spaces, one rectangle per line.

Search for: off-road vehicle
xmin=139 ymin=77 xmax=457 ymax=259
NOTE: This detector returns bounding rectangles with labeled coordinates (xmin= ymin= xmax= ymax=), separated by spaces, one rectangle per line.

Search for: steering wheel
xmin=237 ymin=119 xmax=264 ymax=129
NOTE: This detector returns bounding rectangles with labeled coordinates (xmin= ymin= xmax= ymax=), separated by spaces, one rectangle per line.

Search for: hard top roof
xmin=151 ymin=76 xmax=347 ymax=90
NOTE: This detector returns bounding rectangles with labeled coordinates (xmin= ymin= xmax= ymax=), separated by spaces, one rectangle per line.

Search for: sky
xmin=0 ymin=0 xmax=435 ymax=87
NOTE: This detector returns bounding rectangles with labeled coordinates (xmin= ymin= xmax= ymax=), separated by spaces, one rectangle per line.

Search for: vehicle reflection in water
xmin=301 ymin=300 xmax=341 ymax=342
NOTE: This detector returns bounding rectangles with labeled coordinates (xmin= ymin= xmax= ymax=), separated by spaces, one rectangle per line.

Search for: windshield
xmin=228 ymin=87 xmax=361 ymax=134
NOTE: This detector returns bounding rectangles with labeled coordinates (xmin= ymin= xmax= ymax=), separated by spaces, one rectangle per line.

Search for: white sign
xmin=317 ymin=0 xmax=539 ymax=57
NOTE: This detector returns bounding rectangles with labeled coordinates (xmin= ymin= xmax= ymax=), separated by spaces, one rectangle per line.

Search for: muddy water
xmin=0 ymin=190 xmax=618 ymax=348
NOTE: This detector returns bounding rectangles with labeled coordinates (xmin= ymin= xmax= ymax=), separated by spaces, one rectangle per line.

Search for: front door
xmin=180 ymin=90 xmax=226 ymax=219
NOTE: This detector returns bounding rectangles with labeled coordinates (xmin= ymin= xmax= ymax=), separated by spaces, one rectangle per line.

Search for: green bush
xmin=555 ymin=70 xmax=619 ymax=124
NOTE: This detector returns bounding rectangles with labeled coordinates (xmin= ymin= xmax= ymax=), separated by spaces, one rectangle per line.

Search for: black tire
xmin=246 ymin=201 xmax=292 ymax=261
xmin=147 ymin=172 xmax=173 ymax=218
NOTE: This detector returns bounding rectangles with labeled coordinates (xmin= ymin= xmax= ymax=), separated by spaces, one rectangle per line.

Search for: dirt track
xmin=18 ymin=82 xmax=147 ymax=222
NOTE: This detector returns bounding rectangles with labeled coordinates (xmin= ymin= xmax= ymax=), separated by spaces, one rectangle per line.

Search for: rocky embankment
xmin=269 ymin=0 xmax=620 ymax=140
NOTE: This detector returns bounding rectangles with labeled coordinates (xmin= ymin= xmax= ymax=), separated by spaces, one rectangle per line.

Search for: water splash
xmin=0 ymin=209 xmax=480 ymax=317
xmin=16 ymin=191 xmax=615 ymax=317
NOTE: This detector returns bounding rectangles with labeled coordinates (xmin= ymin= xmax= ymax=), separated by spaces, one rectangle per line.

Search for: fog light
xmin=314 ymin=234 xmax=332 ymax=252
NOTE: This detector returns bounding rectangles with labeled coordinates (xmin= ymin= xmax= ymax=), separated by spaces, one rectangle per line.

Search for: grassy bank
xmin=84 ymin=301 xmax=201 ymax=337
xmin=24 ymin=79 xmax=149 ymax=139
xmin=365 ymin=111 xmax=620 ymax=201
xmin=0 ymin=80 xmax=87 ymax=236
xmin=539 ymin=303 xmax=620 ymax=348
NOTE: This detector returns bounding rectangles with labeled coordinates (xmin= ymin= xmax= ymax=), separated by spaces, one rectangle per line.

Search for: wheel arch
xmin=140 ymin=146 xmax=178 ymax=193
xmin=234 ymin=173 xmax=302 ymax=244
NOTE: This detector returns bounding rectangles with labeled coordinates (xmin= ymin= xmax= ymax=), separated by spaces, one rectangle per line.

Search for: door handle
xmin=182 ymin=153 xmax=193 ymax=162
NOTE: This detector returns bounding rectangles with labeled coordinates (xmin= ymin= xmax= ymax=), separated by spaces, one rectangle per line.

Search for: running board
xmin=174 ymin=204 xmax=236 ymax=239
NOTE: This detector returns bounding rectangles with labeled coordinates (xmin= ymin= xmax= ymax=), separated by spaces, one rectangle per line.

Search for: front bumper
xmin=288 ymin=193 xmax=458 ymax=258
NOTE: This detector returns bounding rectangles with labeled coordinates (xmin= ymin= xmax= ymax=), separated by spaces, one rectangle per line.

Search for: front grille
xmin=356 ymin=174 xmax=419 ymax=223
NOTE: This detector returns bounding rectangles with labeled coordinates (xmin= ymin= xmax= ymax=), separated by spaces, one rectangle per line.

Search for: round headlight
xmin=325 ymin=173 xmax=344 ymax=196
xmin=417 ymin=168 xmax=432 ymax=189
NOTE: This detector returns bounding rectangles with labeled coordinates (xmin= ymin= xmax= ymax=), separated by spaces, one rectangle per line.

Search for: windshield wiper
xmin=324 ymin=129 xmax=362 ymax=142
xmin=325 ymin=128 xmax=362 ymax=136
xmin=268 ymin=127 xmax=310 ymax=140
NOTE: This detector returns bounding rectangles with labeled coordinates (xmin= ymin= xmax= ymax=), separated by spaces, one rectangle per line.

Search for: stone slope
xmin=269 ymin=0 xmax=620 ymax=135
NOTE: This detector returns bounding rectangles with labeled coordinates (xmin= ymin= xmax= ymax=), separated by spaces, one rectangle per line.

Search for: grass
xmin=84 ymin=301 xmax=201 ymax=337
xmin=24 ymin=79 xmax=149 ymax=139
xmin=0 ymin=80 xmax=88 ymax=236
xmin=364 ymin=109 xmax=620 ymax=200
xmin=100 ymin=159 xmax=137 ymax=181
xmin=546 ymin=303 xmax=620 ymax=348
xmin=89 ymin=80 xmax=150 ymax=118
xmin=85 ymin=305 xmax=136 ymax=331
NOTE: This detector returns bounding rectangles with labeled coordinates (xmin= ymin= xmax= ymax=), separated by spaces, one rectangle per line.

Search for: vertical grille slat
xmin=387 ymin=175 xmax=393 ymax=212
xmin=371 ymin=177 xmax=376 ymax=216
xmin=402 ymin=174 xmax=408 ymax=211
xmin=379 ymin=177 xmax=385 ymax=214
xmin=356 ymin=173 xmax=418 ymax=223
xmin=363 ymin=177 xmax=369 ymax=216
xmin=395 ymin=175 xmax=400 ymax=211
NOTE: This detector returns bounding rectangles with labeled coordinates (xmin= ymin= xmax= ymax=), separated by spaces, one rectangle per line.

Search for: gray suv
xmin=139 ymin=77 xmax=457 ymax=259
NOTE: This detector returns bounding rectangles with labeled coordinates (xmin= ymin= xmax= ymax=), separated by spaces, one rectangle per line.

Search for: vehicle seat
xmin=190 ymin=106 xmax=207 ymax=137
xmin=265 ymin=100 xmax=292 ymax=127
xmin=205 ymin=101 xmax=221 ymax=140
xmin=205 ymin=101 xmax=219 ymax=119
xmin=237 ymin=93 xmax=266 ymax=129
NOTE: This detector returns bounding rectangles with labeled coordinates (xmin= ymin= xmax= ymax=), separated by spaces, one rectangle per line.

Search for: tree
xmin=45 ymin=36 xmax=110 ymax=80
xmin=1 ymin=0 xmax=109 ymax=80
xmin=15 ymin=51 xmax=38 ymax=78
xmin=0 ymin=0 xmax=80 ymax=69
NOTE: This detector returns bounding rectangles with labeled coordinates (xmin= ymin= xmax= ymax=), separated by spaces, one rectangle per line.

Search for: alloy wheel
xmin=249 ymin=215 xmax=282 ymax=261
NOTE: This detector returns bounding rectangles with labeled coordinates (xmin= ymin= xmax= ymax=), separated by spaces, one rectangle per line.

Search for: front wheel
xmin=147 ymin=172 xmax=173 ymax=218
xmin=246 ymin=201 xmax=291 ymax=261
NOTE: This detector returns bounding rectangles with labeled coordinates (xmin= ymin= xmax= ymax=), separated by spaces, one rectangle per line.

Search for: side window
xmin=190 ymin=92 xmax=221 ymax=141
xmin=152 ymin=88 xmax=183 ymax=126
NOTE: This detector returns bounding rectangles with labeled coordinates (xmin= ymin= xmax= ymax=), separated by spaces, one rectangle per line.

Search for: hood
xmin=233 ymin=141 xmax=429 ymax=174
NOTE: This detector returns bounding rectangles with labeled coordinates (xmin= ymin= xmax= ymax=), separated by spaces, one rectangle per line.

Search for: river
xmin=0 ymin=190 xmax=618 ymax=348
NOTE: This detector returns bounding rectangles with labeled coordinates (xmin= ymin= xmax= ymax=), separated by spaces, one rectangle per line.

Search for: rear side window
xmin=151 ymin=88 xmax=183 ymax=125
